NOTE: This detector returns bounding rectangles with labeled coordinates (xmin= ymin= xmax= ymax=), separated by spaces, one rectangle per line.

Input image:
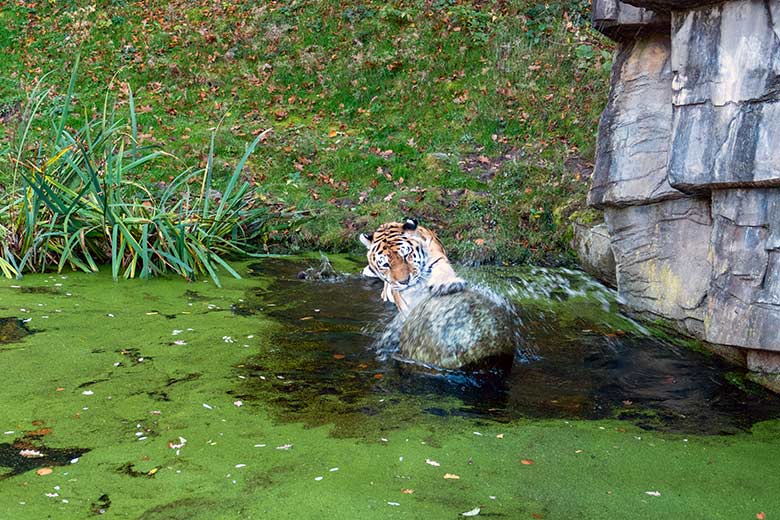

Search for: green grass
xmin=0 ymin=0 xmax=613 ymax=266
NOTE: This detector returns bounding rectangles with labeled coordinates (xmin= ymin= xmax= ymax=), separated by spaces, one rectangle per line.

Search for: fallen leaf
xmin=757 ymin=513 xmax=766 ymax=520
xmin=402 ymin=489 xmax=414 ymax=494
xmin=520 ymin=459 xmax=534 ymax=465
xmin=496 ymin=433 xmax=504 ymax=439
xmin=425 ymin=459 xmax=441 ymax=467
xmin=333 ymin=354 xmax=346 ymax=360
xmin=36 ymin=468 xmax=53 ymax=476
xmin=444 ymin=473 xmax=460 ymax=479
xmin=474 ymin=238 xmax=485 ymax=246
xmin=462 ymin=507 xmax=481 ymax=517
xmin=373 ymin=374 xmax=384 ymax=379
xmin=26 ymin=427 xmax=52 ymax=437
xmin=645 ymin=491 xmax=661 ymax=497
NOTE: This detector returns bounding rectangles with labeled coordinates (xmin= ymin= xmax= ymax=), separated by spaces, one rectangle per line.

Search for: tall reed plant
xmin=0 ymin=63 xmax=292 ymax=286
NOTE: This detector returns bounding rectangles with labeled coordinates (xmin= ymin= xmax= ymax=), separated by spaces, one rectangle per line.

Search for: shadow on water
xmin=237 ymin=258 xmax=780 ymax=436
xmin=0 ymin=431 xmax=89 ymax=480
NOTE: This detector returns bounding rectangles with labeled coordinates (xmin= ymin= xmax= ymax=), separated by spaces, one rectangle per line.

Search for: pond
xmin=0 ymin=255 xmax=778 ymax=519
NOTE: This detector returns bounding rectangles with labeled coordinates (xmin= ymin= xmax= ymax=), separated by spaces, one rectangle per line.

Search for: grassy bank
xmin=0 ymin=0 xmax=612 ymax=267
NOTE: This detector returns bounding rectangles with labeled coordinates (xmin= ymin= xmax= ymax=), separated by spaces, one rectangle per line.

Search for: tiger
xmin=359 ymin=218 xmax=466 ymax=314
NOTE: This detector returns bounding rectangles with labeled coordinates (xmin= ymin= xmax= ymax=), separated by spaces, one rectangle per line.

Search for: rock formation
xmin=376 ymin=288 xmax=520 ymax=370
xmin=586 ymin=0 xmax=780 ymax=381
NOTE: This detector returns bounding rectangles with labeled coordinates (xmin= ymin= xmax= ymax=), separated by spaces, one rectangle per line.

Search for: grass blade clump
xmin=0 ymin=65 xmax=294 ymax=286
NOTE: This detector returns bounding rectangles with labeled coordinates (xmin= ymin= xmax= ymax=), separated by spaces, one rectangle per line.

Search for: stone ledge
xmin=592 ymin=0 xmax=670 ymax=40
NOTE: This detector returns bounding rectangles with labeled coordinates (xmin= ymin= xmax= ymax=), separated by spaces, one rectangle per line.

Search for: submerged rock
xmin=384 ymin=288 xmax=520 ymax=370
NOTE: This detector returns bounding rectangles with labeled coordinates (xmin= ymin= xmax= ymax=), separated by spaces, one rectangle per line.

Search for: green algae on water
xmin=0 ymin=258 xmax=779 ymax=519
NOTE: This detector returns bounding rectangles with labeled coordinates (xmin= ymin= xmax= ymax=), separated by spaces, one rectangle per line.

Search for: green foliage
xmin=0 ymin=67 xmax=299 ymax=285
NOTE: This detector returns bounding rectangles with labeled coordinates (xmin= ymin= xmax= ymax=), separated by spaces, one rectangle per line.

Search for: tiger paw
xmin=429 ymin=280 xmax=467 ymax=296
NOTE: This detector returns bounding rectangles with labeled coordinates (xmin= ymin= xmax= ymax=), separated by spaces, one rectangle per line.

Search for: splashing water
xmin=239 ymin=257 xmax=780 ymax=435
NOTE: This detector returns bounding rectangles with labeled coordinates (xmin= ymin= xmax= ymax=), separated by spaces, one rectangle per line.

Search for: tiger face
xmin=360 ymin=218 xmax=466 ymax=313
xmin=360 ymin=219 xmax=428 ymax=291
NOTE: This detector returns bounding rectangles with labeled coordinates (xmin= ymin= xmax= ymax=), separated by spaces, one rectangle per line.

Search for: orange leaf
xmin=520 ymin=459 xmax=534 ymax=465
xmin=26 ymin=428 xmax=52 ymax=436
xmin=756 ymin=513 xmax=765 ymax=520
xmin=373 ymin=374 xmax=384 ymax=380
xmin=333 ymin=354 xmax=345 ymax=360
xmin=402 ymin=489 xmax=414 ymax=494
xmin=36 ymin=468 xmax=53 ymax=476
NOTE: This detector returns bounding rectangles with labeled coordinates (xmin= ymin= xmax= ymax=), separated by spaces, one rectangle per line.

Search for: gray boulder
xmin=572 ymin=222 xmax=617 ymax=287
xmin=589 ymin=34 xmax=687 ymax=209
xmin=396 ymin=289 xmax=518 ymax=370
xmin=668 ymin=1 xmax=780 ymax=192
xmin=706 ymin=189 xmax=780 ymax=350
xmin=605 ymin=197 xmax=712 ymax=336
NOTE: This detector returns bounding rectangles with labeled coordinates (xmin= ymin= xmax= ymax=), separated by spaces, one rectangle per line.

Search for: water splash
xmin=239 ymin=257 xmax=780 ymax=435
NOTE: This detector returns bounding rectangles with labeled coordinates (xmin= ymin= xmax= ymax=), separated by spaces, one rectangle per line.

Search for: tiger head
xmin=359 ymin=218 xmax=466 ymax=313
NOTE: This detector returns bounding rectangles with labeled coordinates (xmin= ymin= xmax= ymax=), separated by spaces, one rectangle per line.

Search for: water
xmin=1 ymin=256 xmax=779 ymax=518
xmin=238 ymin=257 xmax=780 ymax=435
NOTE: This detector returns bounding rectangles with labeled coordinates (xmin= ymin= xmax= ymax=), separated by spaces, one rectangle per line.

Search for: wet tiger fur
xmin=359 ymin=219 xmax=466 ymax=314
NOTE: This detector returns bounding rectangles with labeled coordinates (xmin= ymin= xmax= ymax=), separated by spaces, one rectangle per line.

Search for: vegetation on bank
xmin=0 ymin=0 xmax=613 ymax=276
xmin=0 ymin=60 xmax=299 ymax=285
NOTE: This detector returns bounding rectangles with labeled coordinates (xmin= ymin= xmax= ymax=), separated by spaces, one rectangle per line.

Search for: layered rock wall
xmin=588 ymin=0 xmax=780 ymax=377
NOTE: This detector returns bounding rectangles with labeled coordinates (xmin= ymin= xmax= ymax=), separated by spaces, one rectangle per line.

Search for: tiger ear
xmin=402 ymin=218 xmax=418 ymax=231
xmin=359 ymin=233 xmax=373 ymax=248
